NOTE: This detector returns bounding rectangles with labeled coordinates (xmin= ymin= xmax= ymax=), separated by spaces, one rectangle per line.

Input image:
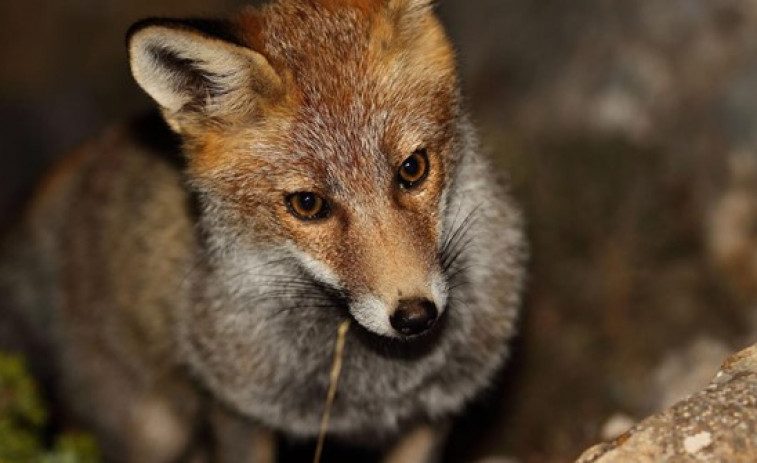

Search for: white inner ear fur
xmin=128 ymin=26 xmax=279 ymax=115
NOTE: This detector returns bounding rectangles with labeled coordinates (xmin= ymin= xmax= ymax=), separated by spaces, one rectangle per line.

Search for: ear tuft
xmin=387 ymin=0 xmax=435 ymax=15
xmin=127 ymin=19 xmax=281 ymax=125
xmin=385 ymin=0 xmax=435 ymax=35
xmin=390 ymin=0 xmax=434 ymax=10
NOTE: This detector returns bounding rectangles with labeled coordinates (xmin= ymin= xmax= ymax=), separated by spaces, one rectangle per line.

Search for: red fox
xmin=0 ymin=0 xmax=526 ymax=461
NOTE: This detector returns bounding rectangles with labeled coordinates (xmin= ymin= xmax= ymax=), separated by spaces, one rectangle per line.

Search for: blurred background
xmin=2 ymin=0 xmax=757 ymax=462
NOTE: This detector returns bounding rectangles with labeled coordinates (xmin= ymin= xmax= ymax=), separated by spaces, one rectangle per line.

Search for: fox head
xmin=128 ymin=0 xmax=464 ymax=339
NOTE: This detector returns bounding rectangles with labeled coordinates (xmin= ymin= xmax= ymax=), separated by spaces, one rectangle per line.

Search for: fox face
xmin=130 ymin=0 xmax=460 ymax=338
xmin=127 ymin=0 xmax=524 ymax=437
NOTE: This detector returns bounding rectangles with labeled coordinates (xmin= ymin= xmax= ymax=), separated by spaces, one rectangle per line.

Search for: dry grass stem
xmin=313 ymin=319 xmax=351 ymax=463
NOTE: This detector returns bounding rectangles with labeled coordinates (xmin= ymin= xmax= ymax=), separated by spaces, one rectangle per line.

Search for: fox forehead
xmin=192 ymin=1 xmax=459 ymax=201
xmin=236 ymin=0 xmax=457 ymax=94
xmin=252 ymin=0 xmax=458 ymax=148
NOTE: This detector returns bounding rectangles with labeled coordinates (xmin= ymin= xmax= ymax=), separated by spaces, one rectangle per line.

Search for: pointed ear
xmin=127 ymin=19 xmax=282 ymax=130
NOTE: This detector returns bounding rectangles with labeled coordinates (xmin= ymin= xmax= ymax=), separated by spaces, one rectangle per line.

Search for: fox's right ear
xmin=127 ymin=19 xmax=282 ymax=132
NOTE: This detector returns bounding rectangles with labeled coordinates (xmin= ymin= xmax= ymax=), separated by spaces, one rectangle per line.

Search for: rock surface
xmin=576 ymin=344 xmax=757 ymax=462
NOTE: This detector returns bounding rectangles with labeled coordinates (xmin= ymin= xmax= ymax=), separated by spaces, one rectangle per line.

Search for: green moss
xmin=0 ymin=352 xmax=99 ymax=463
xmin=42 ymin=433 xmax=99 ymax=463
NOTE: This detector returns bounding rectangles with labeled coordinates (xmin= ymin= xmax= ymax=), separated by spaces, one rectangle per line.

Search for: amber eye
xmin=286 ymin=192 xmax=330 ymax=221
xmin=398 ymin=149 xmax=429 ymax=189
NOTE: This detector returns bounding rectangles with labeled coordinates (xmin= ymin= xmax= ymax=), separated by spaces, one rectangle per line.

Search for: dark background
xmin=3 ymin=1 xmax=757 ymax=461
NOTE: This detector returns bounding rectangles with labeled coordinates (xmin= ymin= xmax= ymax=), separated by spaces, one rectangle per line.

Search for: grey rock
xmin=576 ymin=344 xmax=757 ymax=462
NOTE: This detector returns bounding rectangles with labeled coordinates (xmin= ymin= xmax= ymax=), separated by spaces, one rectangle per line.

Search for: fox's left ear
xmin=127 ymin=19 xmax=282 ymax=132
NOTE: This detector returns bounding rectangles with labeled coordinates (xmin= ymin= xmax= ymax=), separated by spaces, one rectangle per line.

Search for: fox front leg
xmin=383 ymin=424 xmax=450 ymax=463
xmin=209 ymin=402 xmax=276 ymax=463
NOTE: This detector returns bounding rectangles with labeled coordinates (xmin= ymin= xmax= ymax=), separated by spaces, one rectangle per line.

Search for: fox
xmin=0 ymin=0 xmax=526 ymax=462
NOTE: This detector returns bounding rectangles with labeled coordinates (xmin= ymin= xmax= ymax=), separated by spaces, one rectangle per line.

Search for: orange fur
xmin=1 ymin=1 xmax=527 ymax=461
xmin=181 ymin=0 xmax=458 ymax=298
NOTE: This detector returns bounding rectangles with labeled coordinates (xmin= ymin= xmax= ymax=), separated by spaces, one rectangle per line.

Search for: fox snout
xmin=344 ymin=265 xmax=448 ymax=339
xmin=349 ymin=292 xmax=445 ymax=339
xmin=390 ymin=298 xmax=439 ymax=336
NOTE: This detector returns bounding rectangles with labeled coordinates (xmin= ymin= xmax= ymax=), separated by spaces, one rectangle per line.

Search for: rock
xmin=576 ymin=343 xmax=757 ymax=462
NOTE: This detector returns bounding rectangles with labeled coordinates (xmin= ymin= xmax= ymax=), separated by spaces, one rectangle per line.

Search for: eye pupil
xmin=403 ymin=158 xmax=420 ymax=177
xmin=300 ymin=193 xmax=316 ymax=211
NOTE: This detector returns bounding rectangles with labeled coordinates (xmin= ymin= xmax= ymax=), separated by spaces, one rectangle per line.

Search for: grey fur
xmin=180 ymin=116 xmax=526 ymax=442
xmin=0 ymin=107 xmax=525 ymax=461
xmin=0 ymin=3 xmax=526 ymax=461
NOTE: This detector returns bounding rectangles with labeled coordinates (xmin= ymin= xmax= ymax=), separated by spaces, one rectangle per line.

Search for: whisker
xmin=247 ymin=291 xmax=338 ymax=304
xmin=440 ymin=203 xmax=482 ymax=270
xmin=445 ymin=208 xmax=480 ymax=252
xmin=178 ymin=248 xmax=215 ymax=289
xmin=257 ymin=293 xmax=338 ymax=303
xmin=254 ymin=281 xmax=334 ymax=291
xmin=446 ymin=264 xmax=473 ymax=284
xmin=443 ymin=236 xmax=475 ymax=273
xmin=448 ymin=280 xmax=471 ymax=293
xmin=447 ymin=295 xmax=475 ymax=313
xmin=221 ymin=265 xmax=309 ymax=283
xmin=441 ymin=202 xmax=482 ymax=250
xmin=269 ymin=302 xmax=345 ymax=317
xmin=441 ymin=201 xmax=465 ymax=247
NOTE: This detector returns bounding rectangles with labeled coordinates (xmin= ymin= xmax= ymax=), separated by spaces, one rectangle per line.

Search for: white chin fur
xmin=349 ymin=296 xmax=399 ymax=338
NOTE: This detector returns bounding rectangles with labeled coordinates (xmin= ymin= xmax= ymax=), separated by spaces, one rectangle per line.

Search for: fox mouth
xmin=265 ymin=252 xmax=454 ymax=342
xmin=286 ymin=279 xmax=447 ymax=348
xmin=346 ymin=307 xmax=448 ymax=359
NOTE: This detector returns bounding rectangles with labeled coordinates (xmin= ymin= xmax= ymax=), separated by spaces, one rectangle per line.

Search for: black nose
xmin=390 ymin=299 xmax=438 ymax=336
